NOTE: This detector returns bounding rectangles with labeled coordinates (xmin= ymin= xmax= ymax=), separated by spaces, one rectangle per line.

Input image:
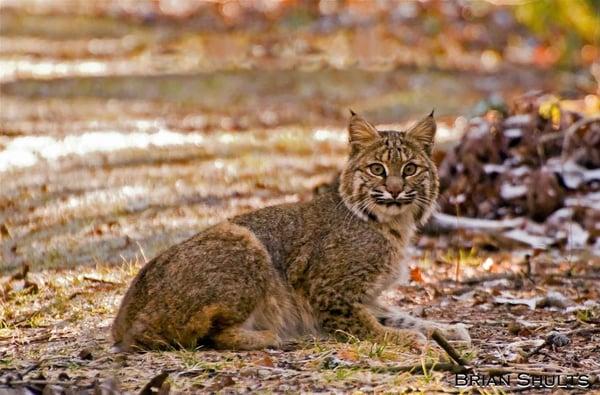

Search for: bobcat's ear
xmin=348 ymin=110 xmax=379 ymax=149
xmin=406 ymin=111 xmax=436 ymax=155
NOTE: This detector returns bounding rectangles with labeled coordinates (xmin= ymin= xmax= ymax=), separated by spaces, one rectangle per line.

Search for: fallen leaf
xmin=206 ymin=375 xmax=235 ymax=392
xmin=410 ymin=267 xmax=424 ymax=283
xmin=252 ymin=354 xmax=274 ymax=367
xmin=338 ymin=349 xmax=359 ymax=362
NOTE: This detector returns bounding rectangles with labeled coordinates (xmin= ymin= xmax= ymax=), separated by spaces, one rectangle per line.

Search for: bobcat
xmin=112 ymin=111 xmax=470 ymax=351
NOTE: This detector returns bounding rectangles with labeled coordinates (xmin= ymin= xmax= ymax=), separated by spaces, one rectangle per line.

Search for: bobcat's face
xmin=339 ymin=112 xmax=439 ymax=225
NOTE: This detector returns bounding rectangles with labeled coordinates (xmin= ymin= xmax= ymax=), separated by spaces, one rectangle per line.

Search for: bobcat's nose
xmin=385 ymin=176 xmax=403 ymax=199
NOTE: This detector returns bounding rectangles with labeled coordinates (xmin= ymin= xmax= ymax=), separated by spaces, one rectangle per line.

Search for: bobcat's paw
xmin=433 ymin=323 xmax=471 ymax=344
xmin=110 ymin=342 xmax=126 ymax=353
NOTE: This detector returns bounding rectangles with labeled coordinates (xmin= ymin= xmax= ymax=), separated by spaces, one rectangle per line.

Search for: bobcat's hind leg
xmin=115 ymin=303 xmax=222 ymax=351
xmin=211 ymin=327 xmax=281 ymax=350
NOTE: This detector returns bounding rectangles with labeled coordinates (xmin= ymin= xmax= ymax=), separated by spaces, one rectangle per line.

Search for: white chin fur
xmin=375 ymin=203 xmax=409 ymax=222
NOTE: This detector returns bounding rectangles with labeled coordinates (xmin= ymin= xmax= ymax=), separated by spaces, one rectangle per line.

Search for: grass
xmin=0 ymin=250 xmax=467 ymax=393
xmin=176 ymin=349 xmax=220 ymax=371
xmin=324 ymin=367 xmax=356 ymax=382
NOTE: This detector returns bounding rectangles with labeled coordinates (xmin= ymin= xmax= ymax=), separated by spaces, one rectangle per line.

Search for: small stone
xmin=546 ymin=331 xmax=570 ymax=347
xmin=321 ymin=355 xmax=350 ymax=370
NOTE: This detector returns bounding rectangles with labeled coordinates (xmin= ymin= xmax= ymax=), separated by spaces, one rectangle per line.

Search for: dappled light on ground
xmin=1 ymin=0 xmax=599 ymax=393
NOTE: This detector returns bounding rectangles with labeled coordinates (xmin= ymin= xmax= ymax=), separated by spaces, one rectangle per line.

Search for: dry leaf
xmin=338 ymin=349 xmax=359 ymax=362
xmin=410 ymin=267 xmax=424 ymax=283
xmin=252 ymin=354 xmax=274 ymax=367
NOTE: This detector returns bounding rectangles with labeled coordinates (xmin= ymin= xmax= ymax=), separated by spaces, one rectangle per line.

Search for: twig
xmin=426 ymin=213 xmax=525 ymax=233
xmin=537 ymin=351 xmax=564 ymax=363
xmin=0 ymin=379 xmax=62 ymax=386
xmin=447 ymin=286 xmax=474 ymax=296
xmin=455 ymin=272 xmax=522 ymax=286
xmin=561 ymin=116 xmax=600 ymax=156
xmin=443 ymin=270 xmax=599 ymax=287
xmin=538 ymin=130 xmax=565 ymax=144
xmin=547 ymin=273 xmax=600 ymax=281
xmin=525 ymin=340 xmax=549 ymax=359
xmin=481 ymin=366 xmax=583 ymax=377
xmin=0 ymin=332 xmax=51 ymax=345
xmin=566 ymin=327 xmax=600 ymax=337
xmin=364 ymin=331 xmax=472 ymax=375
xmin=537 ymin=116 xmax=600 ymax=146
xmin=82 ymin=276 xmax=122 ymax=286
xmin=431 ymin=330 xmax=468 ymax=367
xmin=369 ymin=362 xmax=469 ymax=375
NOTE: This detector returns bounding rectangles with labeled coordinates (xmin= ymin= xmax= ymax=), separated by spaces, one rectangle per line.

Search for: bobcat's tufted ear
xmin=406 ymin=111 xmax=436 ymax=155
xmin=348 ymin=110 xmax=379 ymax=150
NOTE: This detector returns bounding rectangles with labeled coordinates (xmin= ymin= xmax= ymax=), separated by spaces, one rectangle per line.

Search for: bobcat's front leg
xmin=320 ymin=303 xmax=426 ymax=350
xmin=377 ymin=308 xmax=471 ymax=344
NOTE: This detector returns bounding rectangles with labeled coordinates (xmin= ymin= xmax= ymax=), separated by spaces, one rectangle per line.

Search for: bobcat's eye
xmin=403 ymin=163 xmax=417 ymax=176
xmin=368 ymin=163 xmax=386 ymax=177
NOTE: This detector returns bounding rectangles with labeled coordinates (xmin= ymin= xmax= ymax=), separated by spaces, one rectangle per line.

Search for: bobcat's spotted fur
xmin=112 ymin=112 xmax=470 ymax=351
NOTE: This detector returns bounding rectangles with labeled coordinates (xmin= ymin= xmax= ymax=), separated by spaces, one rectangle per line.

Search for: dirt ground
xmin=2 ymin=98 xmax=599 ymax=391
xmin=2 ymin=249 xmax=599 ymax=393
xmin=1 ymin=2 xmax=600 ymax=393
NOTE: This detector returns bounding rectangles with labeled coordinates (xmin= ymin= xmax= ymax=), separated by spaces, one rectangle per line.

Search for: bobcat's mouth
xmin=371 ymin=190 xmax=416 ymax=207
xmin=373 ymin=198 xmax=411 ymax=206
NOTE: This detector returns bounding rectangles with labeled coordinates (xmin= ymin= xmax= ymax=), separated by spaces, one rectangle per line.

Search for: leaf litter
xmin=1 ymin=93 xmax=599 ymax=392
xmin=436 ymin=92 xmax=600 ymax=254
xmin=1 ymin=2 xmax=600 ymax=392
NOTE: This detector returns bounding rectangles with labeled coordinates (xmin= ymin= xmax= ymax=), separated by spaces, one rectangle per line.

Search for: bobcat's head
xmin=339 ymin=111 xmax=439 ymax=225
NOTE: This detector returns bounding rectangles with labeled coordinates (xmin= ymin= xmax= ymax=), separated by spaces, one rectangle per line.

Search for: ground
xmin=1 ymin=2 xmax=600 ymax=393
xmin=2 ymin=250 xmax=599 ymax=393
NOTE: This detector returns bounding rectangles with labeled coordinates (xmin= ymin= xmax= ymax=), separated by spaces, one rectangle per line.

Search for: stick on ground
xmin=369 ymin=362 xmax=468 ymax=375
xmin=431 ymin=330 xmax=469 ymax=367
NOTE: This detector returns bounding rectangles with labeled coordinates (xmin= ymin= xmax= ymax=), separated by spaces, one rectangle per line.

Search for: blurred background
xmin=1 ymin=0 xmax=599 ymax=271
